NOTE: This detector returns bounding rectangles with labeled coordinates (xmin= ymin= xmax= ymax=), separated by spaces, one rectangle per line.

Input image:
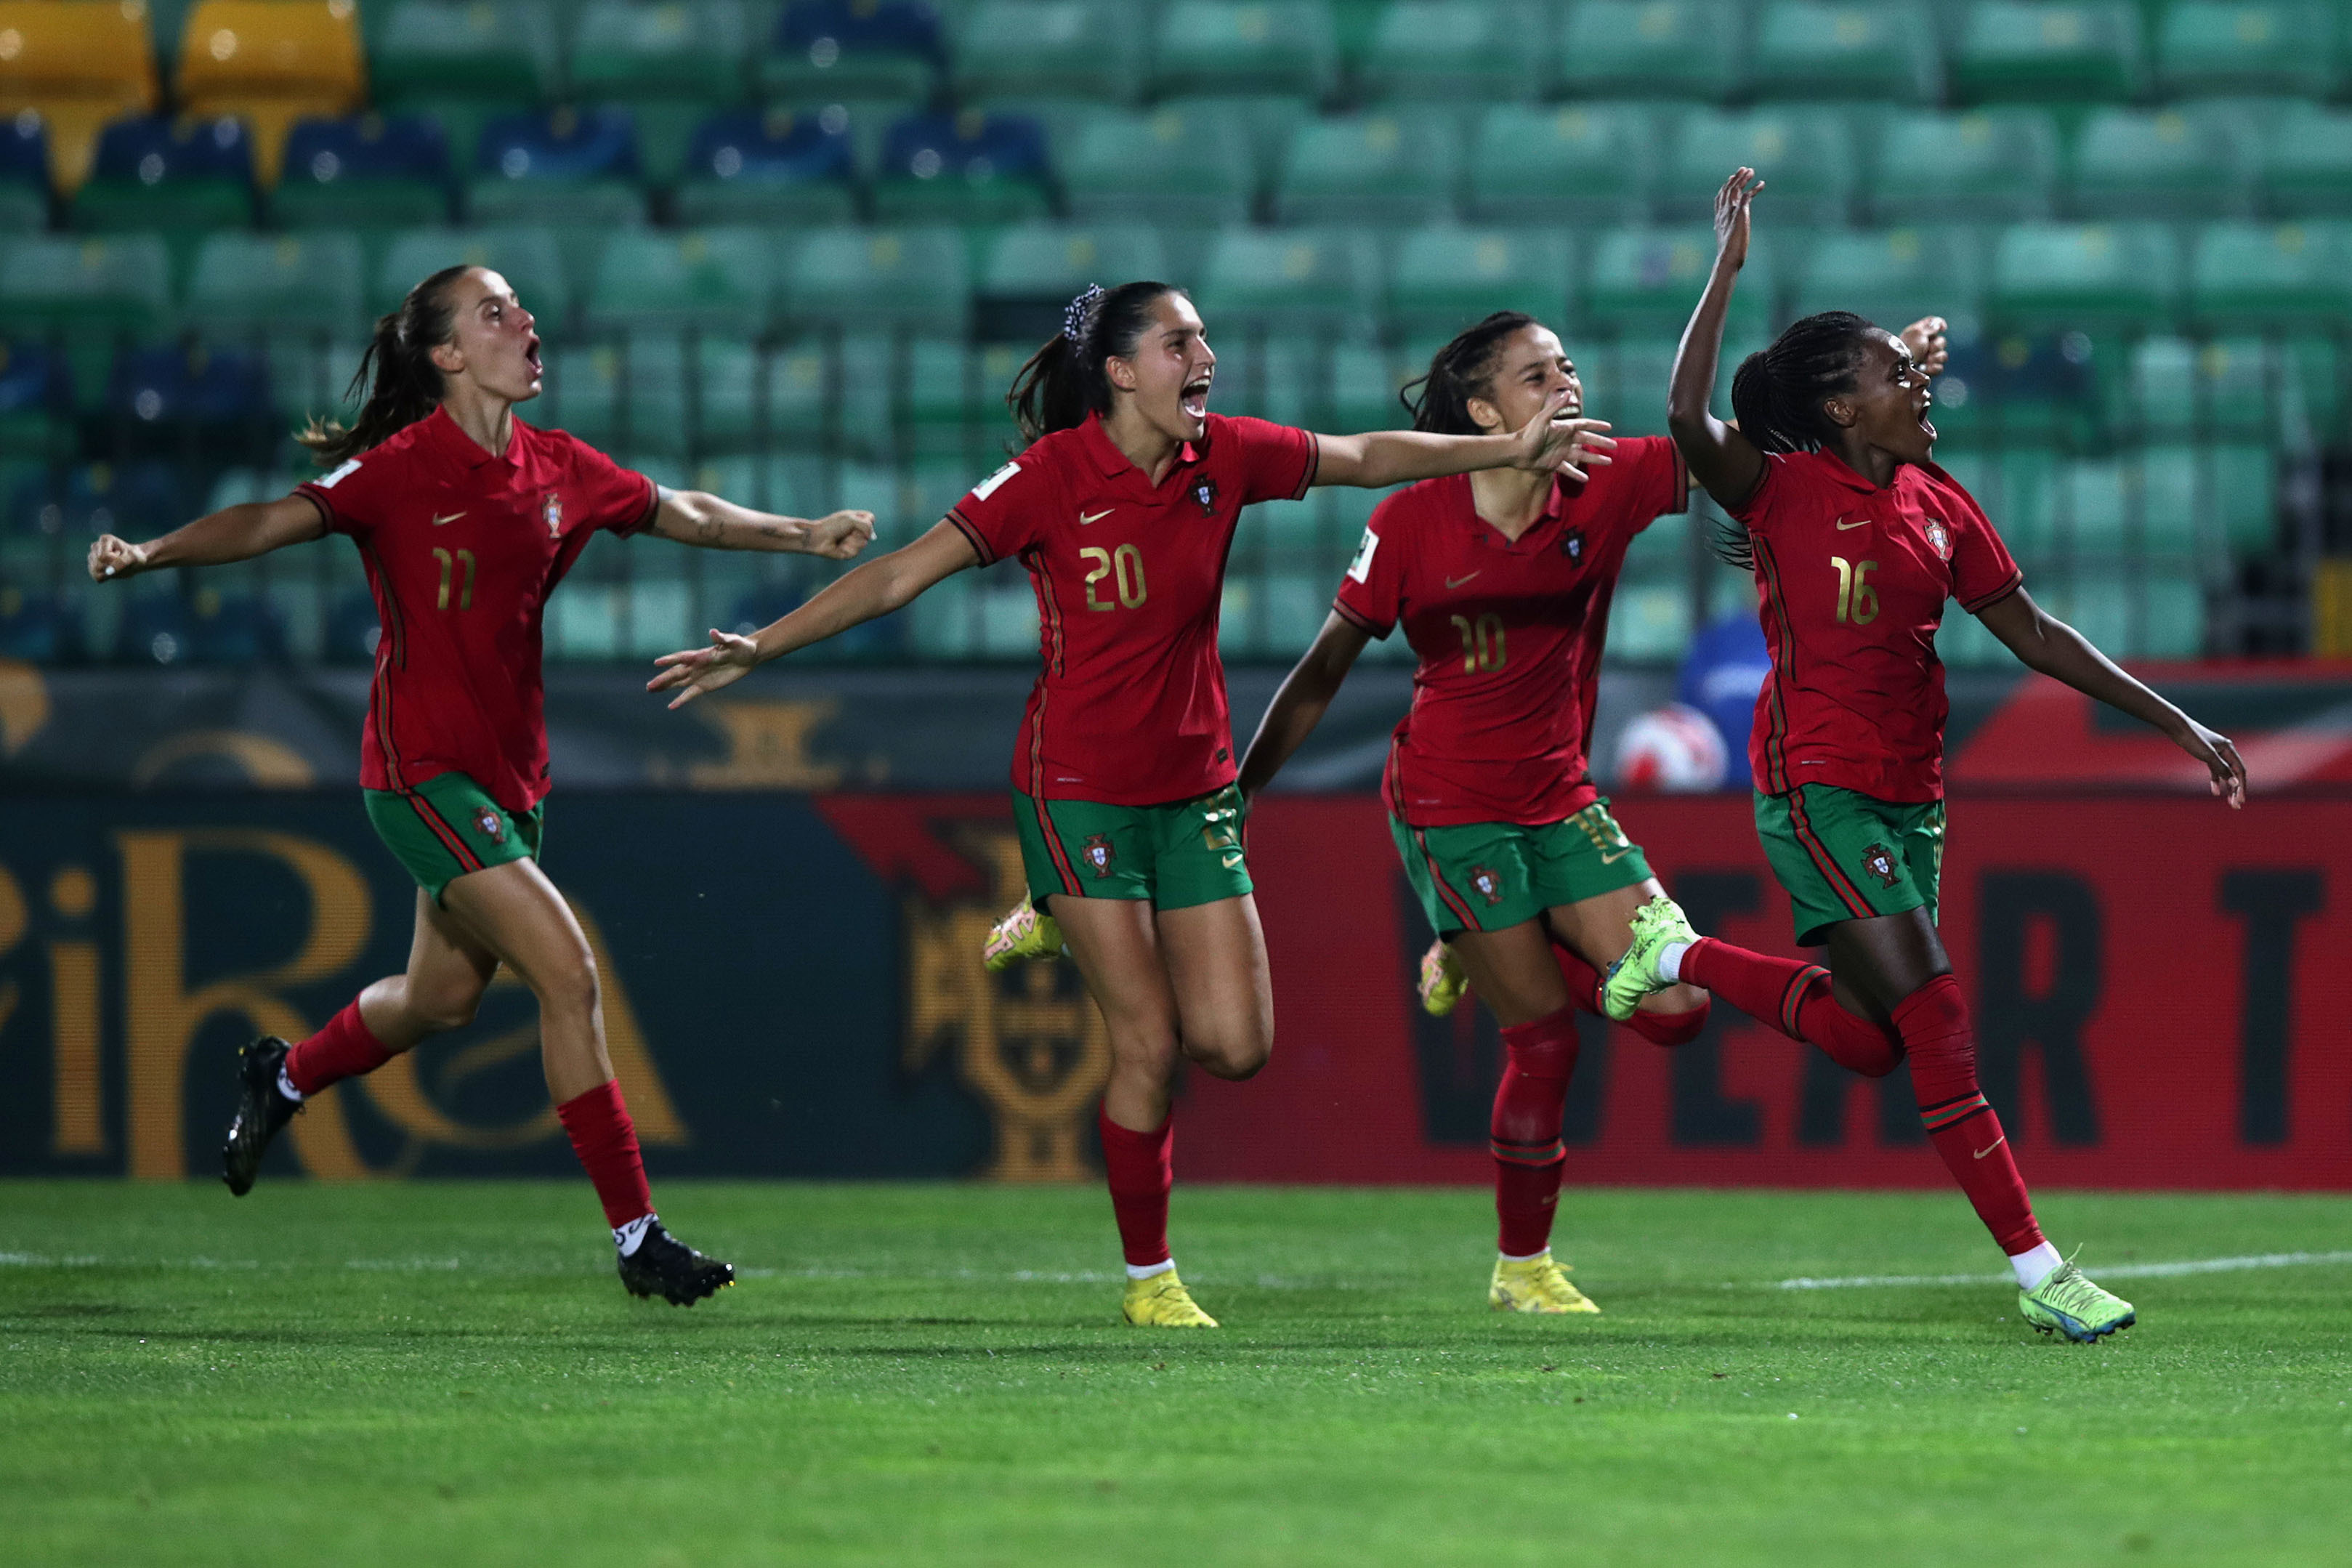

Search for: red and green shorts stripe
xmin=1752 ymin=785 xmax=1944 ymax=947
xmin=363 ymin=770 xmax=543 ymax=905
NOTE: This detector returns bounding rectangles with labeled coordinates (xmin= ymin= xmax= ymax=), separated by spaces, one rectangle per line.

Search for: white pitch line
xmin=1774 ymin=1250 xmax=2352 ymax=1290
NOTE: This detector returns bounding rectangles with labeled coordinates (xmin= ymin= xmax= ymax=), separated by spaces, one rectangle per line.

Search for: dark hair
xmin=1399 ymin=311 xmax=1541 ymax=435
xmin=1005 ymin=280 xmax=1184 ymax=446
xmin=1715 ymin=310 xmax=1879 ymax=566
xmin=297 ymin=264 xmax=472 ymax=466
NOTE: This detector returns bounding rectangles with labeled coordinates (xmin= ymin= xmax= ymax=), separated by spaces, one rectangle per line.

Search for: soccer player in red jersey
xmin=1609 ymin=169 xmax=2247 ymax=1341
xmin=86 ymin=264 xmax=876 ymax=1304
xmin=650 ymin=282 xmax=1612 ymax=1325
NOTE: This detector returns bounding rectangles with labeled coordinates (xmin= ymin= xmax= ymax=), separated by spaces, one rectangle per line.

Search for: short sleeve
xmin=1331 ymin=494 xmax=1407 ymax=638
xmin=295 ymin=453 xmax=389 ymax=538
xmin=1622 ymin=435 xmax=1691 ymax=528
xmin=1725 ymin=450 xmax=1806 ymax=526
xmin=1216 ymin=415 xmax=1320 ymax=506
xmin=945 ymin=451 xmax=1059 ymax=566
xmin=1940 ymin=478 xmax=2024 ymax=613
xmin=562 ymin=437 xmax=658 ymax=537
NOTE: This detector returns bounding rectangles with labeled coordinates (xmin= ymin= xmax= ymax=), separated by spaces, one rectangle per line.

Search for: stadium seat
xmin=1273 ymin=110 xmax=1460 ymax=226
xmin=2188 ymin=221 xmax=2352 ymax=331
xmin=1988 ymin=224 xmax=2180 ymax=333
xmin=173 ymin=0 xmax=365 ymax=184
xmin=0 ymin=0 xmax=162 ymax=190
xmin=1949 ymin=1 xmax=2144 ymax=103
xmin=1464 ymin=102 xmax=1654 ymax=227
xmin=1327 ymin=342 xmax=1414 ymax=432
xmin=1585 ymin=331 xmax=1761 ymax=435
xmin=185 ymin=230 xmax=364 ymax=347
xmin=374 ymin=225 xmax=571 ymax=326
xmin=2258 ymin=102 xmax=2352 ymax=219
xmin=2154 ymin=1 xmax=2337 ymax=97
xmin=902 ymin=338 xmax=1025 ymax=456
xmin=2114 ymin=336 xmax=2281 ymax=441
xmin=0 ymin=339 xmax=66 ymax=453
xmin=1194 ymin=227 xmax=1383 ymax=342
xmin=1152 ymin=1 xmax=1337 ymax=100
xmin=467 ymin=107 xmax=647 ymax=227
xmin=1656 ymin=105 xmax=1859 ymax=227
xmin=783 ymin=226 xmax=968 ymax=336
xmin=1928 ymin=331 xmax=2097 ymax=449
xmin=0 ymin=574 xmax=78 ymax=660
xmin=272 ymin=114 xmax=451 ymax=230
xmin=1387 ymin=226 xmax=1573 ymax=341
xmin=1220 ymin=567 xmax=1330 ymax=657
xmin=1583 ymin=225 xmax=1776 ymax=337
xmin=0 ymin=108 xmax=45 ymax=230
xmin=0 ymin=233 xmax=171 ymax=337
xmin=1200 ymin=333 xmax=1319 ymax=424
xmin=1868 ymin=108 xmax=2058 ymax=225
xmin=2069 ymin=107 xmax=2253 ymax=222
xmin=1555 ymin=0 xmax=1744 ymax=100
xmin=975 ymin=223 xmax=1169 ymax=344
xmin=583 ymin=227 xmax=773 ymax=334
xmin=674 ymin=108 xmax=856 ymax=226
xmin=951 ymin=0 xmax=1144 ymax=102
xmin=870 ymin=110 xmax=1051 ymax=224
xmin=106 ymin=343 xmax=274 ymax=460
xmin=367 ymin=0 xmax=561 ymax=109
xmin=760 ymin=0 xmax=943 ymax=103
xmin=541 ymin=331 xmax=762 ymax=457
xmin=1060 ymin=105 xmax=1253 ymax=230
xmin=1355 ymin=1 xmax=1546 ymax=103
xmin=1792 ymin=227 xmax=1987 ymax=338
xmin=73 ymin=114 xmax=256 ymax=240
xmin=569 ymin=0 xmax=750 ymax=103
xmin=1749 ymin=1 xmax=1939 ymax=102
xmin=2142 ymin=442 xmax=2276 ymax=555
xmin=1161 ymin=92 xmax=1312 ymax=190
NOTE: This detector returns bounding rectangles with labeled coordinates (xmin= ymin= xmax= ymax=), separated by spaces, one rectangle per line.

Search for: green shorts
xmin=1391 ymin=800 xmax=1654 ymax=937
xmin=363 ymin=771 xmax=543 ymax=905
xmin=1014 ymin=785 xmax=1252 ymax=912
xmin=1754 ymin=783 xmax=1944 ymax=946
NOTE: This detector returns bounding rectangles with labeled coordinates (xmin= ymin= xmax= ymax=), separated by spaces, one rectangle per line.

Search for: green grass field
xmin=4 ymin=1181 xmax=2350 ymax=1566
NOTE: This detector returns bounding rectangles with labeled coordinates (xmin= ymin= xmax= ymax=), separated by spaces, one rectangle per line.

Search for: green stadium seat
xmin=2045 ymin=563 xmax=2205 ymax=660
xmin=2050 ymin=457 xmax=2198 ymax=559
xmin=583 ymin=228 xmax=774 ymax=335
xmin=1792 ymin=227 xmax=1987 ymax=338
xmin=1868 ymin=108 xmax=2059 ymax=225
xmin=783 ymin=227 xmax=969 ymax=336
xmin=1219 ymin=567 xmax=1333 ymax=658
xmin=2258 ymin=102 xmax=2352 ymax=219
xmin=2188 ymin=221 xmax=2352 ymax=331
xmin=902 ymin=338 xmax=1025 ymax=458
xmin=1750 ymin=1 xmax=1940 ymax=102
xmin=1273 ymin=110 xmax=1461 ymax=226
xmin=1388 ymin=226 xmax=1574 ymax=341
xmin=1356 ymin=1 xmax=1546 ymax=102
xmin=951 ymin=1 xmax=1146 ymax=102
xmin=1232 ymin=497 xmax=1330 ymax=565
xmin=1949 ymin=1 xmax=2144 ymax=104
xmin=374 ymin=227 xmax=571 ymax=328
xmin=1204 ymin=334 xmax=1321 ymax=425
xmin=185 ymin=232 xmax=365 ymax=346
xmin=1327 ymin=342 xmax=1413 ymax=432
xmin=1163 ymin=94 xmax=1315 ymax=188
xmin=2136 ymin=443 xmax=2277 ymax=556
xmin=1585 ymin=331 xmax=1765 ymax=436
xmin=1195 ymin=227 xmax=1383 ymax=342
xmin=976 ymin=224 xmax=1170 ymax=344
xmin=368 ymin=1 xmax=561 ymax=110
xmin=1583 ymin=226 xmax=1776 ymax=337
xmin=2069 ymin=107 xmax=2253 ymax=222
xmin=1465 ymin=102 xmax=1654 ymax=227
xmin=568 ymin=1 xmax=750 ymax=104
xmin=0 ymin=234 xmax=171 ymax=338
xmin=464 ymin=175 xmax=647 ymax=228
xmin=1555 ymin=0 xmax=1744 ymax=101
xmin=2155 ymin=1 xmax=2338 ymax=97
xmin=1060 ymin=106 xmax=1254 ymax=229
xmin=1605 ymin=581 xmax=1692 ymax=661
xmin=760 ymin=334 xmax=895 ymax=456
xmin=1988 ymin=224 xmax=2179 ymax=332
xmin=1657 ymin=106 xmax=1860 ymax=227
xmin=264 ymin=337 xmax=366 ymax=426
xmin=1152 ymin=2 xmax=1338 ymax=100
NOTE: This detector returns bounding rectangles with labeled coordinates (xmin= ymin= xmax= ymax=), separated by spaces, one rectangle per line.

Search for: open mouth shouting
xmin=1179 ymin=372 xmax=1212 ymax=423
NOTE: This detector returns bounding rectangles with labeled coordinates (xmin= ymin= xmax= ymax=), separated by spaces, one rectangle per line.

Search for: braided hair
xmin=297 ymin=264 xmax=472 ymax=466
xmin=1399 ymin=311 xmax=1540 ymax=435
xmin=1715 ymin=310 xmax=1879 ymax=566
xmin=1005 ymin=280 xmax=1184 ymax=446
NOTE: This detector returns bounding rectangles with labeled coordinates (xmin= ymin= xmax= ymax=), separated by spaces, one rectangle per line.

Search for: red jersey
xmin=948 ymin=412 xmax=1317 ymax=804
xmin=1732 ymin=449 xmax=2022 ymax=803
xmin=296 ymin=407 xmax=656 ymax=812
xmin=1333 ymin=436 xmax=1689 ymax=827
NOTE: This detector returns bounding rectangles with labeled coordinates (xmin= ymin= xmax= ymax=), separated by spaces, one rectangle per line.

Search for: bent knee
xmin=1183 ymin=1029 xmax=1272 ymax=1082
xmin=528 ymin=949 xmax=600 ymax=1019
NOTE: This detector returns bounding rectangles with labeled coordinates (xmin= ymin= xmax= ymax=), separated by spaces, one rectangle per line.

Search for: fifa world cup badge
xmin=1083 ymin=833 xmax=1115 ymax=877
xmin=543 ymin=493 xmax=564 ymax=538
xmin=1192 ymin=477 xmax=1219 ymax=515
xmin=1468 ymin=865 xmax=1503 ymax=905
xmin=1860 ymin=842 xmax=1902 ymax=888
xmin=474 ymin=807 xmax=508 ymax=846
xmin=1923 ymin=518 xmax=1952 ymax=560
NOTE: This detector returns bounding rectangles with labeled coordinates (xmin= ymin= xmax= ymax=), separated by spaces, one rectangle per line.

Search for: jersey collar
xmin=1077 ymin=412 xmax=1202 ymax=487
xmin=421 ymin=403 xmax=525 ymax=471
xmin=1801 ymin=447 xmax=1895 ymax=495
xmin=1456 ymin=471 xmax=1569 ymax=551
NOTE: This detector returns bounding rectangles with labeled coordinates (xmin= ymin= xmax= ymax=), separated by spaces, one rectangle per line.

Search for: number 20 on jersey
xmin=1080 ymin=544 xmax=1147 ymax=610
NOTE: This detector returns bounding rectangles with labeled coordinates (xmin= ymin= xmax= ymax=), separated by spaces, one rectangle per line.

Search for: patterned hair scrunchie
xmin=1062 ymin=284 xmax=1106 ymax=347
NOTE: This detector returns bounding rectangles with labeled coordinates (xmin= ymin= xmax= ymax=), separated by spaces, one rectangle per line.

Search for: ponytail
xmin=1399 ymin=310 xmax=1540 ymax=435
xmin=297 ymin=264 xmax=470 ymax=466
xmin=1715 ymin=310 xmax=1877 ymax=567
xmin=1006 ymin=280 xmax=1184 ymax=447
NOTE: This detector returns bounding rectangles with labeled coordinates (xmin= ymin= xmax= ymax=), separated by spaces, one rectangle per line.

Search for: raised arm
xmin=647 ymin=519 xmax=978 ymax=708
xmin=1237 ymin=612 xmax=1373 ymax=799
xmin=647 ymin=487 xmax=876 ymax=559
xmin=86 ymin=496 xmax=326 ymax=581
xmin=1311 ymin=391 xmax=1615 ymax=488
xmin=1669 ymin=169 xmax=1769 ymax=510
xmin=1975 ymin=587 xmax=2246 ymax=807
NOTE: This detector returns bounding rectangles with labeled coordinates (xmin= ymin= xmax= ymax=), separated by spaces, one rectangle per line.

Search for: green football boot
xmin=1600 ymin=894 xmax=1699 ymax=1021
xmin=2018 ymin=1258 xmax=2135 ymax=1343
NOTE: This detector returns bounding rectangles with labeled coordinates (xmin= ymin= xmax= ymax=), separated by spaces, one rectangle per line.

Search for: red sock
xmin=1678 ymin=938 xmax=1903 ymax=1076
xmin=283 ymin=1001 xmax=394 ymax=1096
xmin=1492 ymin=1006 xmax=1579 ymax=1256
xmin=555 ymin=1079 xmax=654 ymax=1231
xmin=1098 ymin=1105 xmax=1173 ymax=1269
xmin=1895 ymin=975 xmax=2046 ymax=1256
xmin=1625 ymin=999 xmax=1710 ymax=1048
xmin=1545 ymin=935 xmax=1606 ymax=1017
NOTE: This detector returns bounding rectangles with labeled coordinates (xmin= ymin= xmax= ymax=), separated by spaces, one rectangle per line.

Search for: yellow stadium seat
xmin=175 ymin=0 xmax=365 ymax=184
xmin=0 ymin=0 xmax=161 ymax=189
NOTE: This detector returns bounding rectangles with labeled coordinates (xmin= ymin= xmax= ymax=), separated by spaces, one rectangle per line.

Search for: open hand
xmin=1512 ymin=387 xmax=1615 ymax=481
xmin=648 ymin=629 xmax=762 ymax=710
xmin=1900 ymin=316 xmax=1950 ymax=378
xmin=87 ymin=534 xmax=147 ymax=581
xmin=1714 ymin=167 xmax=1764 ymax=271
xmin=805 ymin=509 xmax=876 ymax=560
xmin=2178 ymin=719 xmax=2247 ymax=809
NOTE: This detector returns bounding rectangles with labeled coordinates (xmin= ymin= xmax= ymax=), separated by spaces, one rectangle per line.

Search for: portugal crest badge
xmin=1192 ymin=477 xmax=1219 ymax=515
xmin=1560 ymin=526 xmax=1586 ymax=563
xmin=1860 ymin=841 xmax=1901 ymax=889
xmin=1923 ymin=517 xmax=1952 ymax=560
xmin=1083 ymin=833 xmax=1115 ymax=878
xmin=543 ymin=493 xmax=564 ymax=538
xmin=1468 ymin=865 xmax=1504 ymax=905
xmin=474 ymin=806 xmax=508 ymax=846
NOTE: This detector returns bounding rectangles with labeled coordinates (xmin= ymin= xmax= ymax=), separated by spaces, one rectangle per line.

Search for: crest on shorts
xmin=1192 ymin=477 xmax=1219 ymax=515
xmin=1083 ymin=833 xmax=1115 ymax=878
xmin=473 ymin=806 xmax=508 ymax=846
xmin=1560 ymin=526 xmax=1585 ymax=563
xmin=1468 ymin=864 xmax=1505 ymax=905
xmin=1923 ymin=517 xmax=1952 ymax=560
xmin=1860 ymin=841 xmax=1901 ymax=888
xmin=543 ymin=492 xmax=564 ymax=538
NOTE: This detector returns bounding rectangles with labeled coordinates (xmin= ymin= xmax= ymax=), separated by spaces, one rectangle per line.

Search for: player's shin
xmin=1490 ymin=1006 xmax=1579 ymax=1258
xmin=1894 ymin=975 xmax=2048 ymax=1264
xmin=1099 ymin=1104 xmax=1174 ymax=1274
xmin=556 ymin=1078 xmax=655 ymax=1237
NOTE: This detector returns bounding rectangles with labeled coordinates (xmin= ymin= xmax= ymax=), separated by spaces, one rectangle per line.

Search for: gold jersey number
xmin=1450 ymin=611 xmax=1506 ymax=671
xmin=432 ymin=546 xmax=476 ymax=611
xmin=1080 ymin=543 xmax=1147 ymax=610
xmin=1831 ymin=556 xmax=1878 ymax=626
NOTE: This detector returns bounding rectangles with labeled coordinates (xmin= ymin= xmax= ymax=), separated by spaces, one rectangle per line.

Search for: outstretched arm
xmin=1976 ymin=587 xmax=2247 ymax=807
xmin=647 ymin=488 xmax=876 ymax=559
xmin=1669 ymin=168 xmax=1769 ymax=511
xmin=647 ymin=519 xmax=978 ymax=708
xmin=1312 ymin=392 xmax=1616 ymax=488
xmin=86 ymin=496 xmax=326 ymax=581
xmin=1237 ymin=612 xmax=1373 ymax=799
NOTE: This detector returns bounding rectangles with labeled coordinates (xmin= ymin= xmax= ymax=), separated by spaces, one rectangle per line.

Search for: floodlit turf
xmin=4 ymin=1182 xmax=2351 ymax=1567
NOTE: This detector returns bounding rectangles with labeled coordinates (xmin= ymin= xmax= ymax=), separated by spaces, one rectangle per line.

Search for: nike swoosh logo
xmin=1598 ymin=845 xmax=1634 ymax=865
xmin=1973 ymin=1136 xmax=2007 ymax=1160
xmin=432 ymin=512 xmax=465 ymax=526
xmin=1835 ymin=517 xmax=1869 ymax=530
xmin=1444 ymin=572 xmax=1482 ymax=589
xmin=1079 ymin=509 xmax=1113 ymax=525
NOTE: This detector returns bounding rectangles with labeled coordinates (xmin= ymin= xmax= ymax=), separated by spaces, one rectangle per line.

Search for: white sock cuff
xmin=1657 ymin=941 xmax=1692 ymax=984
xmin=614 ymin=1213 xmax=657 ymax=1256
xmin=275 ymin=1065 xmax=305 ymax=1104
xmin=2008 ymin=1240 xmax=2064 ymax=1289
xmin=1499 ymin=1248 xmax=1552 ymax=1264
xmin=1125 ymin=1258 xmax=1176 ymax=1280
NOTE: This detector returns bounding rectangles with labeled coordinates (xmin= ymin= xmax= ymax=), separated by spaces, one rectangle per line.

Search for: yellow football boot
xmin=1122 ymin=1269 xmax=1219 ymax=1327
xmin=1418 ymin=937 xmax=1469 ymax=1017
xmin=982 ymin=895 xmax=1064 ymax=972
xmin=1490 ymin=1251 xmax=1601 ymax=1314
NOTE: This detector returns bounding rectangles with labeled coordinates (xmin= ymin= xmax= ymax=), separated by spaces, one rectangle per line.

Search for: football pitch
xmin=4 ymin=1182 xmax=2349 ymax=1566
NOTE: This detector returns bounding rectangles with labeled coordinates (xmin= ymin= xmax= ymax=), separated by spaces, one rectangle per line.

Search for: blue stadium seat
xmin=0 ymin=580 xmax=79 ymax=663
xmin=75 ymin=114 xmax=256 ymax=236
xmin=469 ymin=108 xmax=647 ymax=227
xmin=675 ymin=108 xmax=857 ymax=225
xmin=106 ymin=346 xmax=275 ymax=459
xmin=0 ymin=111 xmax=49 ymax=233
xmin=872 ymin=110 xmax=1051 ymax=223
xmin=7 ymin=462 xmax=185 ymax=541
xmin=763 ymin=0 xmax=944 ymax=102
xmin=0 ymin=342 xmax=69 ymax=456
xmin=274 ymin=114 xmax=453 ymax=230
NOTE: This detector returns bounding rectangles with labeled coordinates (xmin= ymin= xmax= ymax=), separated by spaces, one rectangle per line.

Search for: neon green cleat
xmin=982 ymin=895 xmax=1064 ymax=972
xmin=1418 ymin=938 xmax=1469 ymax=1017
xmin=2018 ymin=1258 xmax=2135 ymax=1343
xmin=1122 ymin=1269 xmax=1219 ymax=1327
xmin=1600 ymin=894 xmax=1699 ymax=1021
xmin=1490 ymin=1251 xmax=1601 ymax=1314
